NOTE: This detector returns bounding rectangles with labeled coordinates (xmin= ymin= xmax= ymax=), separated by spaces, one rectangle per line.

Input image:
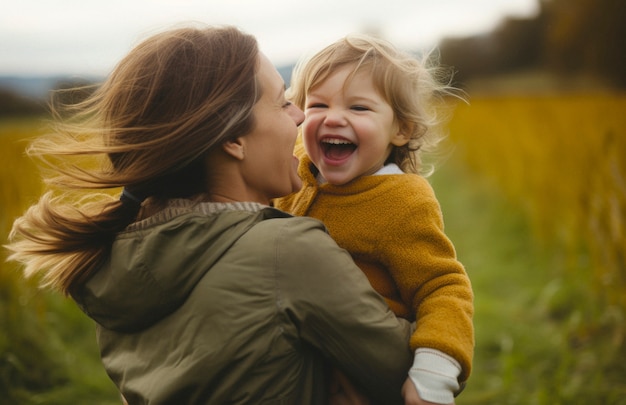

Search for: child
xmin=274 ymin=34 xmax=474 ymax=404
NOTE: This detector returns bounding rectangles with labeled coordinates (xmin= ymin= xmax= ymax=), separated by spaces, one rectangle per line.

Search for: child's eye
xmin=351 ymin=105 xmax=370 ymax=111
xmin=307 ymin=103 xmax=327 ymax=109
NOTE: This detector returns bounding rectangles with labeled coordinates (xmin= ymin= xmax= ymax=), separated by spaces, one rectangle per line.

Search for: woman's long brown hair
xmin=6 ymin=25 xmax=260 ymax=295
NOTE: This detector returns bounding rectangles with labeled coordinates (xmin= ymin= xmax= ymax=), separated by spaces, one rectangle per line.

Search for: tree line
xmin=439 ymin=0 xmax=626 ymax=88
xmin=0 ymin=79 xmax=96 ymax=117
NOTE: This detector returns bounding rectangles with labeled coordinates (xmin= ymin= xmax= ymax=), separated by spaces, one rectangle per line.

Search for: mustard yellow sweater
xmin=274 ymin=149 xmax=474 ymax=382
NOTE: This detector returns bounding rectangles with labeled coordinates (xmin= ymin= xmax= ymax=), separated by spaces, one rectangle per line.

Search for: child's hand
xmin=401 ymin=377 xmax=454 ymax=405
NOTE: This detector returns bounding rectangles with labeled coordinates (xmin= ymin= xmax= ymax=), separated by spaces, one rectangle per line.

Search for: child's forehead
xmin=317 ymin=63 xmax=387 ymax=95
xmin=312 ymin=62 xmax=372 ymax=88
xmin=308 ymin=65 xmax=391 ymax=104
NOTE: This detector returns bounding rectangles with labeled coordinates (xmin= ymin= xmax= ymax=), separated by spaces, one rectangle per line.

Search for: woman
xmin=6 ymin=25 xmax=412 ymax=403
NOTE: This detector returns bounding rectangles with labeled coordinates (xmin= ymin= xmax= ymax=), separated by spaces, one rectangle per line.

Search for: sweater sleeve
xmin=274 ymin=216 xmax=413 ymax=404
xmin=380 ymin=178 xmax=474 ymax=383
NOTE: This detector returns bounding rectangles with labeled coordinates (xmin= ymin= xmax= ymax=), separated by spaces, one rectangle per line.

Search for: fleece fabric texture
xmin=274 ymin=146 xmax=474 ymax=382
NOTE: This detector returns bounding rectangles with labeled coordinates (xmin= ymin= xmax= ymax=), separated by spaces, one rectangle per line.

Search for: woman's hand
xmin=401 ymin=377 xmax=454 ymax=405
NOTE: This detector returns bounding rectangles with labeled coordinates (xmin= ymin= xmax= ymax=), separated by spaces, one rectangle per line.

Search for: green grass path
xmin=432 ymin=162 xmax=626 ymax=404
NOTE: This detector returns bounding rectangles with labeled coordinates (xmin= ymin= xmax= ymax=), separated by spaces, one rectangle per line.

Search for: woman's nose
xmin=290 ymin=105 xmax=305 ymax=126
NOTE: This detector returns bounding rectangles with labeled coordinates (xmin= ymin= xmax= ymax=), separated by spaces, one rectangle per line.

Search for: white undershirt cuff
xmin=408 ymin=348 xmax=461 ymax=404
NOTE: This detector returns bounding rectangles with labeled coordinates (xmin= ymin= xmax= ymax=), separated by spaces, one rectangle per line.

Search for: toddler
xmin=274 ymin=34 xmax=474 ymax=404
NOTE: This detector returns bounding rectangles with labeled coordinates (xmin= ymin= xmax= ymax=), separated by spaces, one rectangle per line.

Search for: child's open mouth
xmin=321 ymin=138 xmax=356 ymax=161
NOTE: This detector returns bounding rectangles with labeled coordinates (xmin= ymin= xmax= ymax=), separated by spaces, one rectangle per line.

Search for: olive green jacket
xmin=73 ymin=200 xmax=412 ymax=404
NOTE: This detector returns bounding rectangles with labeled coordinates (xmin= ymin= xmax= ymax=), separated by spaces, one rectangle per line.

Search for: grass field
xmin=439 ymin=93 xmax=626 ymax=404
xmin=1 ymin=92 xmax=625 ymax=404
xmin=0 ymin=118 xmax=120 ymax=404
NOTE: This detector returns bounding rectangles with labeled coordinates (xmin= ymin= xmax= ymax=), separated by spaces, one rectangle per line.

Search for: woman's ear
xmin=221 ymin=137 xmax=246 ymax=160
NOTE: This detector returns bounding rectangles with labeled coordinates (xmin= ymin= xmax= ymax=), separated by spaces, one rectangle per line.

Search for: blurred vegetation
xmin=0 ymin=90 xmax=46 ymax=118
xmin=0 ymin=78 xmax=96 ymax=118
xmin=440 ymin=0 xmax=626 ymax=90
xmin=449 ymin=95 xmax=626 ymax=309
xmin=0 ymin=119 xmax=120 ymax=404
xmin=439 ymin=95 xmax=626 ymax=403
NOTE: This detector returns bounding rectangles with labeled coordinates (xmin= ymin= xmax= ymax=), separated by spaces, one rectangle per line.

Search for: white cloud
xmin=0 ymin=0 xmax=539 ymax=76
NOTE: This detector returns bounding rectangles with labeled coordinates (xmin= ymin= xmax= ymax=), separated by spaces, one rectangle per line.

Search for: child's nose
xmin=323 ymin=109 xmax=347 ymax=126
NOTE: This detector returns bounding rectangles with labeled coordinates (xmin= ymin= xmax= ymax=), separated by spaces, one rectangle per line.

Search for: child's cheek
xmin=302 ymin=119 xmax=318 ymax=152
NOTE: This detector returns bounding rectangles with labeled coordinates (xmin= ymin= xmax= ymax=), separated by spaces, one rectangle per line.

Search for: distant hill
xmin=277 ymin=64 xmax=294 ymax=86
xmin=0 ymin=63 xmax=296 ymax=102
xmin=0 ymin=76 xmax=89 ymax=100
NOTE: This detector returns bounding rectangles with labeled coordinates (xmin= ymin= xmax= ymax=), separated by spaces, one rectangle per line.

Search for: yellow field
xmin=447 ymin=93 xmax=626 ymax=307
xmin=0 ymin=118 xmax=45 ymax=226
xmin=0 ymin=119 xmax=45 ymax=290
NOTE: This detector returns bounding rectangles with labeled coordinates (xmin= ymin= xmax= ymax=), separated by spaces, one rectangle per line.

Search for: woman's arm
xmin=275 ymin=217 xmax=413 ymax=403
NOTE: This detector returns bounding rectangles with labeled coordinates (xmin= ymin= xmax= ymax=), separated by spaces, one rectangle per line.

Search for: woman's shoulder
xmin=250 ymin=208 xmax=345 ymax=256
xmin=253 ymin=207 xmax=328 ymax=239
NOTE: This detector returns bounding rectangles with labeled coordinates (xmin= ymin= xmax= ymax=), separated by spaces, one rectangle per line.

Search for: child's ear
xmin=221 ymin=137 xmax=246 ymax=160
xmin=391 ymin=122 xmax=413 ymax=147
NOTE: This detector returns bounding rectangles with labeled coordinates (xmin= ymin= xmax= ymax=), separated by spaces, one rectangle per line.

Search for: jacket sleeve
xmin=274 ymin=216 xmax=413 ymax=403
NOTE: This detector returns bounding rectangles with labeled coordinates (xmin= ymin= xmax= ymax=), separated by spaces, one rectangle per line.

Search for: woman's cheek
xmin=302 ymin=120 xmax=319 ymax=160
xmin=289 ymin=156 xmax=303 ymax=192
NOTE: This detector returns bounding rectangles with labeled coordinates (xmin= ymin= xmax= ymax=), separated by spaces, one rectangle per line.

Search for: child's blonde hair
xmin=288 ymin=34 xmax=462 ymax=176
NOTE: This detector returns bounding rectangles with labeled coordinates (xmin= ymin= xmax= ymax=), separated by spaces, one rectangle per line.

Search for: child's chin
xmin=319 ymin=170 xmax=353 ymax=186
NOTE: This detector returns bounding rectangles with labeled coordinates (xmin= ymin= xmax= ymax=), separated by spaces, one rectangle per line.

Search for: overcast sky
xmin=1 ymin=0 xmax=539 ymax=77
